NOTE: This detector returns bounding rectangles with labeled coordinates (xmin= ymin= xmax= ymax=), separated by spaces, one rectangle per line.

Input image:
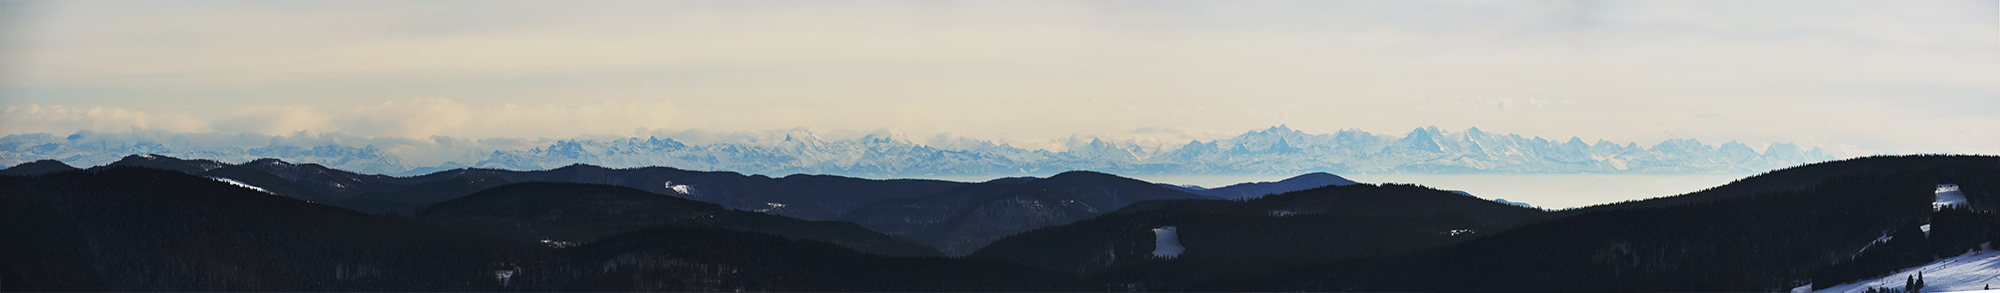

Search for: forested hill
xmin=0 ymin=167 xmax=1091 ymax=291
xmin=4 ymin=155 xmax=1993 ymax=292
xmin=1194 ymin=155 xmax=2000 ymax=292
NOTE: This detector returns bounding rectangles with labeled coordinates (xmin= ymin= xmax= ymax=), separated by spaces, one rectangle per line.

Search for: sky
xmin=2 ymin=0 xmax=1997 ymax=157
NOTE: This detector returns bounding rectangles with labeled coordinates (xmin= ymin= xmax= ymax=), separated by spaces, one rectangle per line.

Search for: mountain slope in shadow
xmin=3 ymin=155 xmax=970 ymax=220
xmin=841 ymin=171 xmax=1210 ymax=256
xmin=0 ymin=159 xmax=78 ymax=176
xmin=418 ymin=182 xmax=943 ymax=257
xmin=1159 ymin=172 xmax=1360 ymax=200
xmin=0 ymin=167 xmax=1087 ymax=291
xmin=967 ymin=182 xmax=1547 ymax=283
xmin=1197 ymin=155 xmax=2000 ymax=292
xmin=0 ymin=167 xmax=535 ymax=291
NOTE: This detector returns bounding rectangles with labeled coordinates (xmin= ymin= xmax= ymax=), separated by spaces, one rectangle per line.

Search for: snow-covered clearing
xmin=1151 ymin=226 xmax=1184 ymax=259
xmin=1936 ymin=184 xmax=1968 ymax=210
xmin=664 ymin=181 xmax=693 ymax=195
xmin=1856 ymin=234 xmax=1896 ymax=258
xmin=1812 ymin=243 xmax=2000 ymax=293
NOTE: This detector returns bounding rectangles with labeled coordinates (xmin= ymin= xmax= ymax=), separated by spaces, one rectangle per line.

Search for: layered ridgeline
xmin=959 ymin=155 xmax=2000 ymax=293
xmin=4 ymin=154 xmax=1995 ymax=292
xmin=0 ymin=167 xmax=1092 ymax=291
xmin=1202 ymin=155 xmax=2000 ymax=292
xmin=6 ymin=154 xmax=964 ymax=222
xmin=0 ymin=125 xmax=1838 ymax=177
xmin=966 ymin=182 xmax=1550 ymax=286
xmin=0 ymin=155 xmax=1360 ymax=258
xmin=839 ymin=171 xmax=1216 ymax=256
xmin=0 ymin=155 xmax=1356 ymax=291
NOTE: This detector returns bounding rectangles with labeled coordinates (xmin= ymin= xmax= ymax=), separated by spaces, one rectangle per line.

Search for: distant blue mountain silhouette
xmin=1 ymin=126 xmax=1836 ymax=177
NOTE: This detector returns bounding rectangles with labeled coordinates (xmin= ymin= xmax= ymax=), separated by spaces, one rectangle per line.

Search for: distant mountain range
xmin=0 ymin=125 xmax=1839 ymax=177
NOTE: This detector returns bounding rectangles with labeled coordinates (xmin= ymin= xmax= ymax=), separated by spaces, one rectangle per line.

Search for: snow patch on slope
xmin=1152 ymin=226 xmax=1184 ymax=259
xmin=1936 ymin=184 xmax=1968 ymax=211
xmin=664 ymin=181 xmax=693 ymax=195
xmin=1814 ymin=243 xmax=2000 ymax=293
xmin=1856 ymin=233 xmax=1896 ymax=258
xmin=207 ymin=176 xmax=271 ymax=194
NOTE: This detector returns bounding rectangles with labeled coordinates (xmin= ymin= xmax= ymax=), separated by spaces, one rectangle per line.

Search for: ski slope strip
xmin=1936 ymin=184 xmax=1969 ymax=210
xmin=208 ymin=176 xmax=272 ymax=194
xmin=1813 ymin=244 xmax=2000 ymax=293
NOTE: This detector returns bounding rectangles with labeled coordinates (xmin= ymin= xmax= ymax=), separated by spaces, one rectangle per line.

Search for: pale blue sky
xmin=2 ymin=0 xmax=1996 ymax=156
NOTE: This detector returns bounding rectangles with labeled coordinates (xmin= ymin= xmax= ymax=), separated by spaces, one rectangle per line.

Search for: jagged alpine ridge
xmin=0 ymin=125 xmax=1838 ymax=177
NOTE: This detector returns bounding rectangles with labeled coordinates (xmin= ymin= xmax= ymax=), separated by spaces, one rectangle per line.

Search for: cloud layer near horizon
xmin=2 ymin=1 xmax=1996 ymax=156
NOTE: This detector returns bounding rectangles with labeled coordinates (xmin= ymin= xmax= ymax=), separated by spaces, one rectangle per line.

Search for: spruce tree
xmin=1915 ymin=271 xmax=1924 ymax=291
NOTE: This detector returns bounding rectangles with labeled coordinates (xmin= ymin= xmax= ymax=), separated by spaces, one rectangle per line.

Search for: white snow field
xmin=1151 ymin=226 xmax=1184 ymax=259
xmin=1936 ymin=184 xmax=1969 ymax=210
xmin=1812 ymin=243 xmax=2000 ymax=293
xmin=663 ymin=181 xmax=693 ymax=195
xmin=207 ymin=176 xmax=272 ymax=194
xmin=1856 ymin=234 xmax=1896 ymax=257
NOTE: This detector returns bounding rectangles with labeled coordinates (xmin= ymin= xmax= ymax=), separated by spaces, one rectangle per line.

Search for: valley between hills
xmin=2 ymin=154 xmax=1996 ymax=292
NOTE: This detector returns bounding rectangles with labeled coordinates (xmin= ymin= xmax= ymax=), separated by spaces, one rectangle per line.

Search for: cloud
xmin=215 ymin=105 xmax=334 ymax=135
xmin=0 ymin=105 xmax=209 ymax=134
xmin=2 ymin=98 xmax=688 ymax=140
xmin=340 ymin=98 xmax=686 ymax=139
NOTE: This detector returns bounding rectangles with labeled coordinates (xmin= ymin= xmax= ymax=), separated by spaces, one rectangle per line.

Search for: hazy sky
xmin=3 ymin=0 xmax=1996 ymax=156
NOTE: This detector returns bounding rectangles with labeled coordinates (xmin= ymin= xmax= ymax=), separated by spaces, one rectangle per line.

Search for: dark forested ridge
xmin=1566 ymin=155 xmax=2000 ymax=213
xmin=4 ymin=154 xmax=1995 ymax=292
xmin=1158 ymin=172 xmax=1360 ymax=200
xmin=0 ymin=167 xmax=532 ymax=291
xmin=0 ymin=159 xmax=78 ymax=176
xmin=1193 ymin=155 xmax=2000 ymax=292
xmin=42 ymin=154 xmax=970 ymax=221
xmin=965 ymin=182 xmax=1548 ymax=288
xmin=418 ymin=182 xmax=943 ymax=257
xmin=839 ymin=171 xmax=1212 ymax=256
xmin=0 ymin=167 xmax=1084 ymax=291
xmin=507 ymin=226 xmax=1095 ymax=292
